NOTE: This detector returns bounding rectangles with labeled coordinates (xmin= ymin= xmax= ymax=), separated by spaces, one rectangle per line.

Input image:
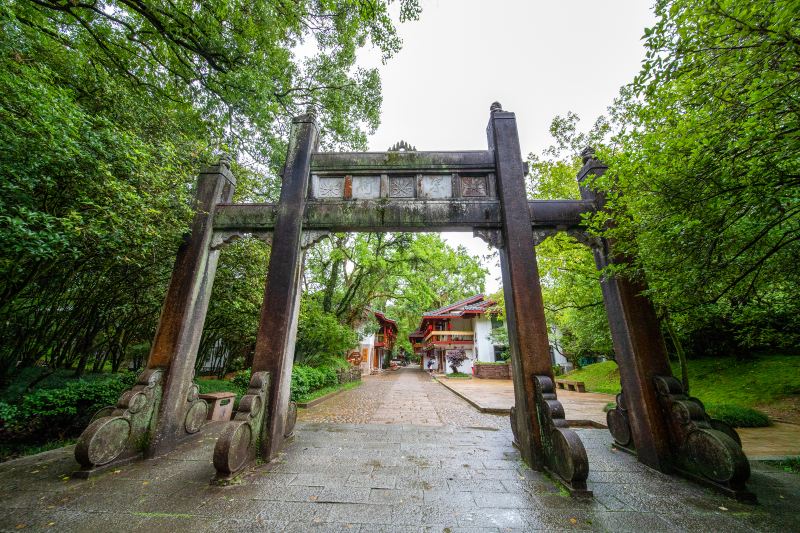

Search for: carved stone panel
xmin=389 ymin=176 xmax=415 ymax=198
xmin=420 ymin=175 xmax=452 ymax=199
xmin=314 ymin=176 xmax=344 ymax=198
xmin=462 ymin=176 xmax=488 ymax=197
xmin=352 ymin=176 xmax=381 ymax=199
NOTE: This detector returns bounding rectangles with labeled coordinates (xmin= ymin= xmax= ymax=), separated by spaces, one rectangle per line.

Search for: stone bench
xmin=555 ymin=379 xmax=586 ymax=393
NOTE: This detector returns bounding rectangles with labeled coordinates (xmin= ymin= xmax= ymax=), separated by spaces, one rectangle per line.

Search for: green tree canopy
xmin=0 ymin=0 xmax=420 ymax=378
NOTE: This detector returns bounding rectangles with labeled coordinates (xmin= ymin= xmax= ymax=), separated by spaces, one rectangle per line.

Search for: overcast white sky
xmin=359 ymin=0 xmax=655 ymax=293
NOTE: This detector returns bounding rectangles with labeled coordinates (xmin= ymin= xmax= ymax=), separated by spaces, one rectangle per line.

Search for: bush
xmin=290 ymin=360 xmax=358 ymax=401
xmin=706 ymin=403 xmax=771 ymax=428
xmin=231 ymin=369 xmax=252 ymax=390
xmin=1 ymin=371 xmax=137 ymax=442
xmin=446 ymin=349 xmax=468 ymax=374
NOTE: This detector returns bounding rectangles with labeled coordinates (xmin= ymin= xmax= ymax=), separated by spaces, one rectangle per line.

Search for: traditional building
xmin=410 ymin=294 xmax=572 ymax=374
xmin=410 ymin=294 xmax=501 ymax=374
xmin=358 ymin=310 xmax=397 ymax=375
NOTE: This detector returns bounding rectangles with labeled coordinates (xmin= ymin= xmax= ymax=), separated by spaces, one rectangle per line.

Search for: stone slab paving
xmin=737 ymin=422 xmax=800 ymax=459
xmin=431 ymin=372 xmax=800 ymax=458
xmin=435 ymin=377 xmax=612 ymax=427
xmin=1 ymin=368 xmax=799 ymax=532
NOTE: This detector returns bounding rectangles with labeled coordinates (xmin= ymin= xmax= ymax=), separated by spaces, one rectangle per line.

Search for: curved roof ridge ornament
xmin=388 ymin=140 xmax=417 ymax=152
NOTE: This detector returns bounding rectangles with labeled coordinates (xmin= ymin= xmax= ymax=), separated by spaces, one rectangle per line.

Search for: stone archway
xmin=73 ymin=103 xmax=752 ymax=501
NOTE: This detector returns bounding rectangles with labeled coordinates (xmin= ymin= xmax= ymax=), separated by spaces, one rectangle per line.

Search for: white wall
xmin=360 ymin=333 xmax=375 ymax=374
xmin=473 ymin=317 xmax=494 ymax=363
xmin=549 ymin=326 xmax=573 ymax=371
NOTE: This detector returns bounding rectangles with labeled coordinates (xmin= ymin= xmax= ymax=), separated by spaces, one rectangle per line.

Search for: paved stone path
xmin=435 ymin=377 xmax=612 ymax=426
xmin=1 ymin=367 xmax=798 ymax=532
xmin=299 ymin=368 xmax=507 ymax=429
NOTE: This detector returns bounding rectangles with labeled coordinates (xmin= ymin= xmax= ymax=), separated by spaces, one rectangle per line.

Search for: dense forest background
xmin=0 ymin=0 xmax=797 ymax=387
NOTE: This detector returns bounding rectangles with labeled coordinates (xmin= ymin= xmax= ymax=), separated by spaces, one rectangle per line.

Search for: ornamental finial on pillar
xmin=580 ymin=146 xmax=596 ymax=164
xmin=490 ymin=101 xmax=503 ymax=113
xmin=219 ymin=152 xmax=232 ymax=170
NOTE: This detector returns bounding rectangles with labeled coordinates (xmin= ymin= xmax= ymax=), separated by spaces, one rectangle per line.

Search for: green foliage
xmin=705 ymin=404 xmax=770 ymax=428
xmin=526 ymin=128 xmax=613 ymax=363
xmin=763 ymin=457 xmax=800 ymax=474
xmin=295 ymin=300 xmax=359 ymax=365
xmin=567 ymin=356 xmax=800 ymax=409
xmin=0 ymin=438 xmax=77 ymax=462
xmin=289 ymin=362 xmax=354 ymax=401
xmin=444 ymin=372 xmax=471 ymax=379
xmin=563 ymin=361 xmax=622 ymax=395
xmin=528 ymin=0 xmax=799 ymax=363
xmin=303 ymin=232 xmax=486 ymax=353
xmin=295 ymin=380 xmax=361 ymax=404
xmin=1 ymin=372 xmax=136 ymax=442
xmin=594 ymin=0 xmax=800 ymax=355
xmin=0 ymin=0 xmax=420 ymax=379
xmin=196 ymin=378 xmax=244 ymax=398
xmin=231 ymin=369 xmax=252 ymax=391
xmin=473 ymin=361 xmax=508 ymax=366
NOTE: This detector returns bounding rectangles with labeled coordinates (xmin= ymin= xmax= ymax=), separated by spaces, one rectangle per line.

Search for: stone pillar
xmin=75 ymin=158 xmax=235 ymax=474
xmin=213 ymin=112 xmax=317 ymax=480
xmin=579 ymin=149 xmax=752 ymax=500
xmin=488 ymin=103 xmax=589 ymax=494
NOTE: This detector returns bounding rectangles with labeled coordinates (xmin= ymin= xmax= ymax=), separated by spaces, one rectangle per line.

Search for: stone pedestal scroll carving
xmin=652 ymin=376 xmax=754 ymax=501
xmin=74 ymin=368 xmax=168 ymax=477
xmin=532 ymin=375 xmax=591 ymax=496
xmin=213 ymin=371 xmax=271 ymax=481
xmin=606 ymin=390 xmax=634 ymax=453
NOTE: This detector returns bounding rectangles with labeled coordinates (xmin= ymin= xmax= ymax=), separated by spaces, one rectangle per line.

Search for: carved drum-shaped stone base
xmin=653 ymin=375 xmax=754 ymax=501
xmin=74 ymin=368 xmax=163 ymax=476
xmin=213 ymin=371 xmax=271 ymax=481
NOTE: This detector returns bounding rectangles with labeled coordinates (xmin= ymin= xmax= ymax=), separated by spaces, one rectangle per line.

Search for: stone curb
xmin=296 ymin=382 xmax=360 ymax=408
xmin=433 ymin=375 xmax=511 ymax=414
xmin=433 ymin=375 xmax=608 ymax=428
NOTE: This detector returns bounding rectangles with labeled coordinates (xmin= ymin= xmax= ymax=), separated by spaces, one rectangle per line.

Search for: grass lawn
xmin=564 ymin=355 xmax=800 ymax=426
xmin=296 ymin=380 xmax=361 ymax=404
xmin=566 ymin=355 xmax=800 ymax=407
xmin=196 ymin=377 xmax=245 ymax=398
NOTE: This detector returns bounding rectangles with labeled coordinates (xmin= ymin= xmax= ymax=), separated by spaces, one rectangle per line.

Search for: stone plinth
xmin=199 ymin=392 xmax=236 ymax=421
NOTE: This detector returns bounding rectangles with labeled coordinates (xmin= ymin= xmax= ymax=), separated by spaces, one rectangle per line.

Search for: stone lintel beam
xmin=212 ymin=199 xmax=594 ymax=233
xmin=310 ymin=150 xmax=495 ymax=174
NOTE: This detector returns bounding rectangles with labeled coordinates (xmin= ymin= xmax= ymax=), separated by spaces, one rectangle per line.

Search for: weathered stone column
xmin=213 ymin=112 xmax=317 ymax=480
xmin=579 ymin=149 xmax=752 ymax=500
xmin=74 ymin=158 xmax=235 ymax=475
xmin=488 ymin=103 xmax=589 ymax=494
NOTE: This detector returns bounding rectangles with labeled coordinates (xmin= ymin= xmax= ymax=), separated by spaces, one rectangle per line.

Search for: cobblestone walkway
xmin=299 ymin=368 xmax=507 ymax=429
xmin=1 ymin=368 xmax=798 ymax=531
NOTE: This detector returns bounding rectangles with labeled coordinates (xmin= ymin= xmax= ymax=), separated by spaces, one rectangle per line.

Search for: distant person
xmin=427 ymin=359 xmax=434 ymax=374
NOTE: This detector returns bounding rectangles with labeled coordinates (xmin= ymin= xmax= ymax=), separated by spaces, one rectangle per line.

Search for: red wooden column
xmin=488 ymin=104 xmax=589 ymax=494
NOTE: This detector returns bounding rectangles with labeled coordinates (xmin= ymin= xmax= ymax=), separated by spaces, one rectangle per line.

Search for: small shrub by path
xmin=706 ymin=403 xmax=771 ymax=428
xmin=296 ymin=380 xmax=362 ymax=405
